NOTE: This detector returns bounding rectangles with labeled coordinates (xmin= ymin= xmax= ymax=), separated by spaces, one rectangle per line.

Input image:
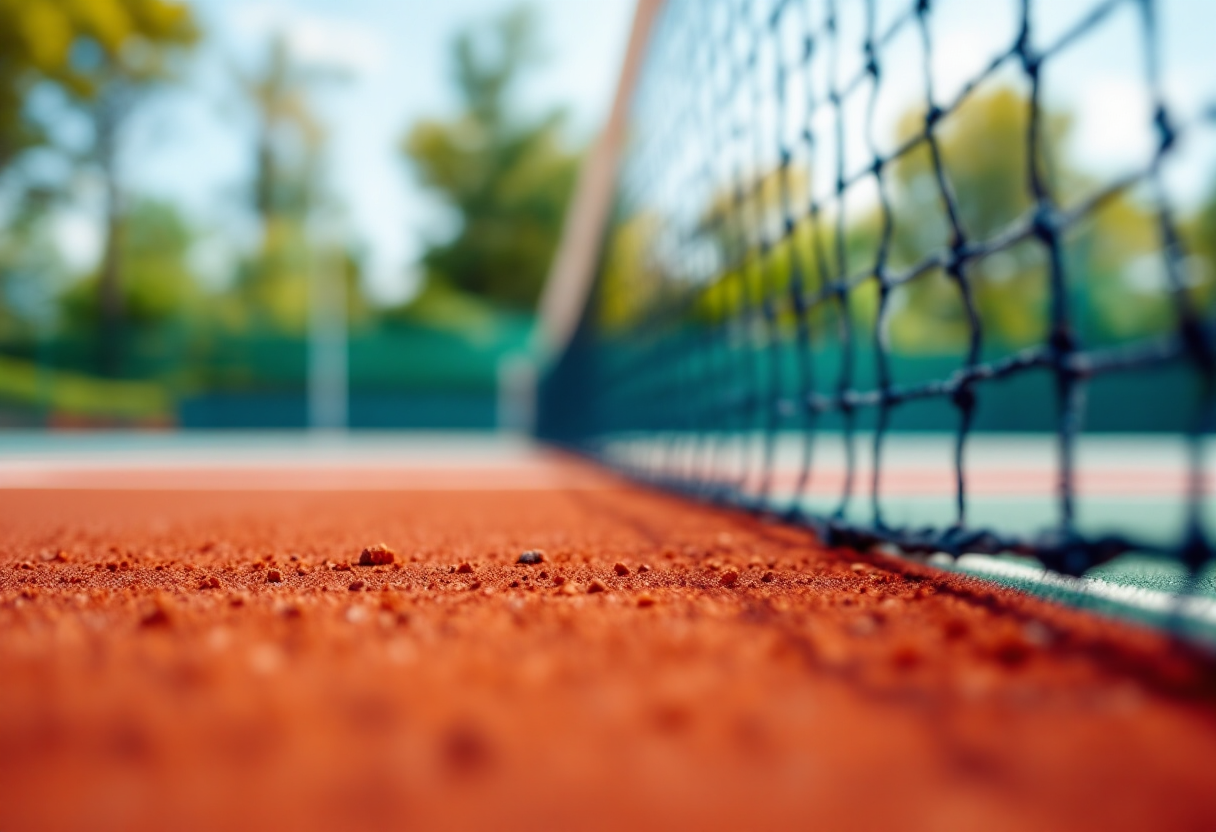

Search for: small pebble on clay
xmin=348 ymin=579 xmax=366 ymax=592
xmin=637 ymin=593 xmax=656 ymax=608
xmin=761 ymin=571 xmax=774 ymax=583
xmin=359 ymin=543 xmax=395 ymax=566
xmin=720 ymin=569 xmax=740 ymax=587
xmin=456 ymin=562 xmax=474 ymax=574
xmin=587 ymin=578 xmax=607 ymax=594
xmin=636 ymin=564 xmax=651 ymax=574
xmin=613 ymin=562 xmax=629 ymax=576
xmin=199 ymin=576 xmax=221 ymax=590
xmin=266 ymin=568 xmax=283 ymax=583
xmin=517 ymin=550 xmax=544 ymax=565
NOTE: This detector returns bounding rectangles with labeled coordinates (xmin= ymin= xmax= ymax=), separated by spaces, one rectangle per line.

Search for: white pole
xmin=496 ymin=353 xmax=536 ymax=434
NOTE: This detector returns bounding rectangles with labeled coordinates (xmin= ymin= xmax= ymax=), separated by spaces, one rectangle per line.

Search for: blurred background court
xmin=0 ymin=0 xmax=1211 ymax=433
xmin=0 ymin=0 xmax=634 ymax=431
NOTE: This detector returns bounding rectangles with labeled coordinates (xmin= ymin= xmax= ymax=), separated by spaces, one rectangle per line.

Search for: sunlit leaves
xmin=401 ymin=7 xmax=580 ymax=311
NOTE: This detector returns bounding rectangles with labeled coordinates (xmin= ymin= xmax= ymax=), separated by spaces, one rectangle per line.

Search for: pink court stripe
xmin=697 ymin=468 xmax=1204 ymax=497
xmin=0 ymin=461 xmax=1202 ymax=496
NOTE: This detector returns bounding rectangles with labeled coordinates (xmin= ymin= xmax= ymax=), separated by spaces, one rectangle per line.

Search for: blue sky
xmin=60 ymin=0 xmax=636 ymax=303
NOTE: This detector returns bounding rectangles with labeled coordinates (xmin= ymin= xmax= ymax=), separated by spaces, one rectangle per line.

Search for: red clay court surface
xmin=1 ymin=454 xmax=1215 ymax=832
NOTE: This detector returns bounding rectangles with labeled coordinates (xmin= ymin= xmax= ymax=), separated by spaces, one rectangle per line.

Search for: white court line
xmin=932 ymin=553 xmax=1216 ymax=629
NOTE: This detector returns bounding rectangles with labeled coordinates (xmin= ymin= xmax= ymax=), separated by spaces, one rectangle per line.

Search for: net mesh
xmin=541 ymin=0 xmax=1216 ymax=576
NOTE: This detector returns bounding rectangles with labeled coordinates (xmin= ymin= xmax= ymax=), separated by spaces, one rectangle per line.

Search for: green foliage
xmin=893 ymin=88 xmax=1074 ymax=245
xmin=0 ymin=196 xmax=67 ymax=338
xmin=58 ymin=198 xmax=201 ymax=329
xmin=0 ymin=1 xmax=538 ymax=416
xmin=598 ymin=163 xmax=879 ymax=340
xmin=0 ymin=352 xmax=170 ymax=420
xmin=403 ymin=6 xmax=580 ymax=311
xmin=224 ymin=43 xmax=310 ymax=333
xmin=0 ymin=0 xmax=197 ymax=167
xmin=220 ymin=35 xmax=360 ymax=336
xmin=228 ymin=220 xmax=311 ymax=334
xmin=886 ymin=88 xmax=1071 ymax=352
xmin=0 ymin=0 xmax=201 ymax=374
xmin=600 ymin=86 xmax=1215 ymax=360
xmin=596 ymin=210 xmax=662 ymax=331
xmin=225 ymin=236 xmax=372 ymax=336
xmin=385 ymin=280 xmax=509 ymax=342
xmin=885 ymin=87 xmax=1213 ymax=352
xmin=0 ymin=3 xmax=46 ymax=173
xmin=235 ymin=35 xmax=338 ymax=227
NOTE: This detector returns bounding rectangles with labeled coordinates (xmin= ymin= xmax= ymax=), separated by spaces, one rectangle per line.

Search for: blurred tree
xmin=76 ymin=0 xmax=197 ymax=373
xmin=0 ymin=0 xmax=197 ymax=373
xmin=596 ymin=210 xmax=662 ymax=332
xmin=655 ymin=165 xmax=878 ymax=340
xmin=610 ymin=87 xmax=1202 ymax=360
xmin=0 ymin=0 xmax=82 ymax=177
xmin=886 ymin=87 xmax=1075 ymax=352
xmin=235 ymin=35 xmax=336 ymax=235
xmin=59 ymin=197 xmax=201 ymax=332
xmin=0 ymin=195 xmax=67 ymax=339
xmin=0 ymin=4 xmax=46 ymax=177
xmin=888 ymin=86 xmax=1208 ymax=352
xmin=402 ymin=6 xmax=580 ymax=311
xmin=229 ymin=35 xmax=352 ymax=334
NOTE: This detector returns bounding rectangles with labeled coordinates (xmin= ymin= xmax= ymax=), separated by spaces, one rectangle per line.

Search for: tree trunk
xmin=256 ymin=128 xmax=276 ymax=228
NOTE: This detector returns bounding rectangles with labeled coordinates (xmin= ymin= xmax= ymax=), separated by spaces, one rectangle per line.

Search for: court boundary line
xmin=935 ymin=553 xmax=1216 ymax=637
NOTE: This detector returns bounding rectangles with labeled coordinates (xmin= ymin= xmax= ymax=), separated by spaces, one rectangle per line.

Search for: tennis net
xmin=539 ymin=0 xmax=1216 ymax=578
